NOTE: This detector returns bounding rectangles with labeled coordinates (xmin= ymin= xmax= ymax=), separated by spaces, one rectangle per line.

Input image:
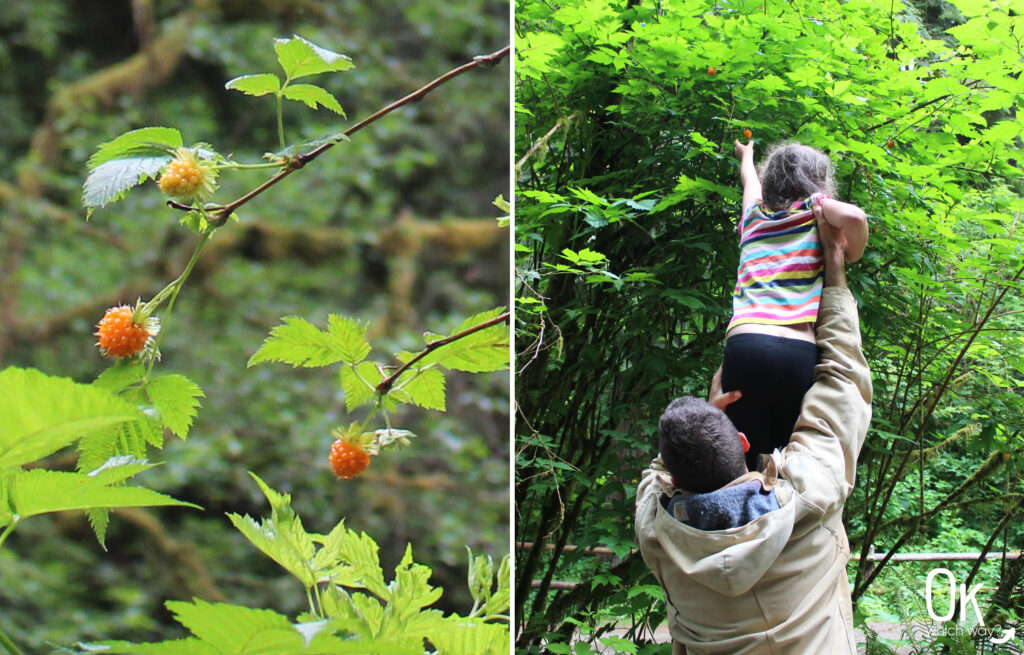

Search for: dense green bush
xmin=515 ymin=0 xmax=1024 ymax=650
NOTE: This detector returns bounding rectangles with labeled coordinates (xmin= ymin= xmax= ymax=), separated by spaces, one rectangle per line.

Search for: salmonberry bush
xmin=1 ymin=26 xmax=509 ymax=655
xmin=516 ymin=0 xmax=1024 ymax=650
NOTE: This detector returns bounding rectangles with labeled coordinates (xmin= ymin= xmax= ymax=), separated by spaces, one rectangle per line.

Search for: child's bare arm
xmin=734 ymin=139 xmax=762 ymax=212
xmin=817 ymin=197 xmax=868 ymax=262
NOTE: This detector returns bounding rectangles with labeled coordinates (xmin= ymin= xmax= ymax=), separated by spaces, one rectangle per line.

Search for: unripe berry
xmin=158 ymin=149 xmax=216 ymax=200
xmin=95 ymin=305 xmax=155 ymax=358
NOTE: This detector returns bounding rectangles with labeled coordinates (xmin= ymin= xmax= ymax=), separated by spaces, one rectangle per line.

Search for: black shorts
xmin=721 ymin=333 xmax=818 ymax=470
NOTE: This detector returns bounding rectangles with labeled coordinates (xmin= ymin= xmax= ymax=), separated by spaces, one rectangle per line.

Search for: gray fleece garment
xmin=665 ymin=480 xmax=781 ymax=531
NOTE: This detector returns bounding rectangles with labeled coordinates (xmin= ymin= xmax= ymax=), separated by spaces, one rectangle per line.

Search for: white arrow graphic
xmin=990 ymin=627 xmax=1015 ymax=644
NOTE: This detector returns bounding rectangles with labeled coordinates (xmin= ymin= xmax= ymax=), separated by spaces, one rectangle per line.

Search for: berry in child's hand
xmin=330 ymin=439 xmax=370 ymax=480
xmin=95 ymin=305 xmax=153 ymax=358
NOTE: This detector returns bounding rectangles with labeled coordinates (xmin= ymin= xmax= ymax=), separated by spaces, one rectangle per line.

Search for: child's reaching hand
xmin=734 ymin=139 xmax=753 ymax=160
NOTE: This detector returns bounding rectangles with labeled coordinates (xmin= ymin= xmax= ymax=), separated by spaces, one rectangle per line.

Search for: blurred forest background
xmin=515 ymin=0 xmax=1024 ymax=652
xmin=0 ymin=0 xmax=509 ymax=650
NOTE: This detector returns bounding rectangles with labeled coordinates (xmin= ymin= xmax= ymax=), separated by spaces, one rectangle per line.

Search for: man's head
xmin=659 ymin=397 xmax=748 ymax=493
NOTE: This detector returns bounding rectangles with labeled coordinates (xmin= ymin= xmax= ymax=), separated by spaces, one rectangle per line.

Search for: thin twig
xmin=206 ymin=45 xmax=511 ymax=227
xmin=376 ymin=311 xmax=510 ymax=392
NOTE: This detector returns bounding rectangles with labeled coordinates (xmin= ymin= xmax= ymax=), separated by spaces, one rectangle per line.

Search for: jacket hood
xmin=652 ymin=476 xmax=796 ymax=596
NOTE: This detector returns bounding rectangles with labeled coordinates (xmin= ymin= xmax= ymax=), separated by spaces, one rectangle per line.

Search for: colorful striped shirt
xmin=728 ymin=195 xmax=827 ymax=331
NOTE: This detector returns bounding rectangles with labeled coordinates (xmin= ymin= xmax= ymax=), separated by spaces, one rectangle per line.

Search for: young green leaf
xmin=167 ymin=600 xmax=306 ymax=654
xmin=391 ymin=368 xmax=446 ymax=411
xmin=0 ymin=468 xmax=198 ymax=527
xmin=248 ymin=315 xmax=370 ymax=368
xmin=270 ymin=132 xmax=350 ymax=159
xmin=78 ymin=638 xmax=219 ymax=654
xmin=282 ymin=83 xmax=346 ymax=116
xmin=145 ymin=374 xmax=205 ymax=440
xmin=225 ymin=73 xmax=282 ymax=97
xmin=83 ymin=155 xmax=173 ymax=210
xmin=93 ymin=360 xmax=147 ymax=393
xmin=0 ymin=367 xmax=150 ymax=468
xmin=87 ymin=127 xmax=182 ymax=168
xmin=398 ymin=308 xmax=510 ymax=373
xmin=274 ymin=35 xmax=354 ymax=80
xmin=339 ymin=361 xmax=384 ymax=411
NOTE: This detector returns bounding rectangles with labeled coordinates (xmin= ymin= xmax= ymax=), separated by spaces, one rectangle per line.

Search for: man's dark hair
xmin=659 ymin=397 xmax=747 ymax=493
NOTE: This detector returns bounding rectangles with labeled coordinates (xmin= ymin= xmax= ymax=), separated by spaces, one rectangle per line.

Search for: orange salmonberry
xmin=158 ymin=149 xmax=214 ymax=200
xmin=330 ymin=439 xmax=370 ymax=480
xmin=886 ymin=140 xmax=895 ymax=148
xmin=743 ymin=129 xmax=752 ymax=140
xmin=95 ymin=305 xmax=154 ymax=358
xmin=707 ymin=66 xmax=717 ymax=75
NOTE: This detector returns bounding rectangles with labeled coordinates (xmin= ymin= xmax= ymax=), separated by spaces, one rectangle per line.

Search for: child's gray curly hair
xmin=757 ymin=142 xmax=836 ymax=212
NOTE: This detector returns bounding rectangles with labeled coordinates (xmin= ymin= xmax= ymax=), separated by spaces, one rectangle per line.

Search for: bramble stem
xmin=0 ymin=521 xmax=16 ymax=551
xmin=208 ymin=45 xmax=510 ymax=227
xmin=276 ymin=92 xmax=286 ymax=150
xmin=376 ymin=310 xmax=510 ymax=393
xmin=144 ymin=230 xmax=213 ymax=380
xmin=0 ymin=626 xmax=24 ymax=655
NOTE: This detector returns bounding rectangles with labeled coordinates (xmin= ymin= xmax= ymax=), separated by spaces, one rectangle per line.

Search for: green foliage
xmin=78 ymin=475 xmax=509 ymax=655
xmin=251 ymin=308 xmax=508 ymax=434
xmin=248 ymin=315 xmax=371 ymax=368
xmin=227 ymin=35 xmax=353 ymax=145
xmin=81 ymin=128 xmax=183 ymax=211
xmin=515 ymin=0 xmax=1024 ymax=645
xmin=0 ymin=367 xmax=148 ymax=468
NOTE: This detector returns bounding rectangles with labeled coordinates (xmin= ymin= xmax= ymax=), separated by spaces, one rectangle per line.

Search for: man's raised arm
xmin=784 ymin=209 xmax=873 ymax=506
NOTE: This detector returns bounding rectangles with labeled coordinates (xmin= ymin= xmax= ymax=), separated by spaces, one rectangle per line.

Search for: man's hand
xmin=734 ymin=139 xmax=754 ymax=161
xmin=709 ymin=366 xmax=742 ymax=411
xmin=814 ymin=200 xmax=847 ymax=288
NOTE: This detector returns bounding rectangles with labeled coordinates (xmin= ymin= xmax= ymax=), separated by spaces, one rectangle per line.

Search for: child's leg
xmin=721 ymin=334 xmax=817 ymax=470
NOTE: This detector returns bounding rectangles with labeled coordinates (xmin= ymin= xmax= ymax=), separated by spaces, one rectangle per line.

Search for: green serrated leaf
xmin=79 ymin=638 xmax=219 ymax=655
xmin=282 ymin=83 xmax=346 ymax=116
xmin=93 ymin=361 xmax=146 ymax=393
xmin=249 ymin=315 xmax=369 ymax=368
xmin=8 ymin=469 xmax=198 ymax=519
xmin=87 ymin=127 xmax=182 ymax=168
xmin=340 ymin=362 xmax=382 ymax=412
xmin=392 ymin=368 xmax=446 ymax=411
xmin=145 ymin=375 xmax=204 ymax=440
xmin=0 ymin=367 xmax=151 ymax=468
xmin=270 ymin=133 xmax=350 ymax=159
xmin=83 ymin=155 xmax=173 ymax=209
xmin=227 ymin=474 xmax=317 ymax=588
xmin=225 ymin=73 xmax=281 ymax=96
xmin=274 ymin=35 xmax=354 ymax=80
xmin=167 ymin=600 xmax=304 ymax=654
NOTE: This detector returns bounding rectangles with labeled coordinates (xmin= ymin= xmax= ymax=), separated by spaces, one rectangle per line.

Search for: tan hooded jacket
xmin=635 ymin=287 xmax=872 ymax=655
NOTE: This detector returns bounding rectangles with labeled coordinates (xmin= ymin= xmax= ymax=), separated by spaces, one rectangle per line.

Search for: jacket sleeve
xmin=781 ymin=287 xmax=872 ymax=512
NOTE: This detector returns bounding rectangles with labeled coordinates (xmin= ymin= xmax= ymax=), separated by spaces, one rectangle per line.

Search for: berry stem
xmin=0 ymin=626 xmax=24 ymax=655
xmin=276 ymin=92 xmax=286 ymax=151
xmin=144 ymin=229 xmax=213 ymax=380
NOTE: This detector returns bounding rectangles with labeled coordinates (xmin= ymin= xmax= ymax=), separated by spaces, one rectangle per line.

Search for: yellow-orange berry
xmin=330 ymin=439 xmax=370 ymax=480
xmin=158 ymin=149 xmax=212 ymax=199
xmin=743 ymin=129 xmax=752 ymax=140
xmin=95 ymin=306 xmax=153 ymax=358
